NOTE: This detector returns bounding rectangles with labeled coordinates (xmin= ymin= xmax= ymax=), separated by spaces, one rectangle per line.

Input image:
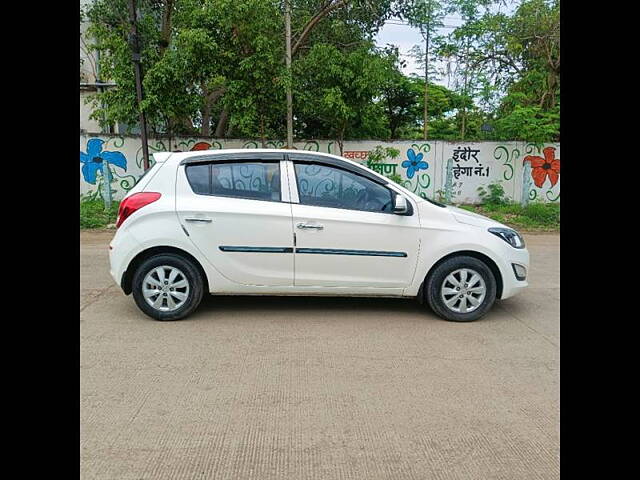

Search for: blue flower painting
xmin=401 ymin=148 xmax=429 ymax=179
xmin=80 ymin=138 xmax=127 ymax=184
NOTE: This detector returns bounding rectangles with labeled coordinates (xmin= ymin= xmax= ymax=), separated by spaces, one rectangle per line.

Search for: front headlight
xmin=488 ymin=227 xmax=525 ymax=249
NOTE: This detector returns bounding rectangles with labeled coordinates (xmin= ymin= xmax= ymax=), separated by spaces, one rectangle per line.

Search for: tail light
xmin=116 ymin=192 xmax=161 ymax=228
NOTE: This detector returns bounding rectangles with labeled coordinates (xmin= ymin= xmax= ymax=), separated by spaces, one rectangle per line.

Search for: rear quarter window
xmin=185 ymin=161 xmax=281 ymax=202
xmin=185 ymin=163 xmax=210 ymax=194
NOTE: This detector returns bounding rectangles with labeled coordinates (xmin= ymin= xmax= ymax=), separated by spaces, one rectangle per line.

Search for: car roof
xmin=153 ymin=148 xmax=425 ymax=203
xmin=156 ymin=148 xmax=379 ymax=177
xmin=156 ymin=148 xmax=347 ymax=163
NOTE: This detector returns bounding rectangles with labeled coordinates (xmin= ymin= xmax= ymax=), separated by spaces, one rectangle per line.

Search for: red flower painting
xmin=523 ymin=146 xmax=560 ymax=188
xmin=190 ymin=142 xmax=211 ymax=151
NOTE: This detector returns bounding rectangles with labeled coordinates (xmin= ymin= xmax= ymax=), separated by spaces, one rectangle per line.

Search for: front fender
xmin=406 ymin=228 xmax=519 ymax=297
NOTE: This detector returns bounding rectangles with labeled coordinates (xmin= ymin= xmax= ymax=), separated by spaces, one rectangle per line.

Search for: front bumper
xmin=498 ymin=248 xmax=529 ymax=300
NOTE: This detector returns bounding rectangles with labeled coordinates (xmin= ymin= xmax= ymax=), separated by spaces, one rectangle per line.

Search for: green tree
xmin=377 ymin=47 xmax=421 ymax=139
xmin=81 ymin=0 xmax=560 ymax=143
xmin=85 ymin=0 xmax=165 ymax=133
xmin=401 ymin=0 xmax=452 ymax=139
xmin=381 ymin=73 xmax=420 ymax=139
xmin=290 ymin=0 xmax=399 ymax=57
xmin=440 ymin=0 xmax=559 ymax=142
xmin=84 ymin=0 xmax=402 ymax=139
xmin=293 ymin=43 xmax=389 ymax=150
xmin=436 ymin=0 xmax=495 ymax=139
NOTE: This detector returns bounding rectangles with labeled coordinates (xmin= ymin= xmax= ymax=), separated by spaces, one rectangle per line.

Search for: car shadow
xmin=195 ymin=294 xmax=427 ymax=316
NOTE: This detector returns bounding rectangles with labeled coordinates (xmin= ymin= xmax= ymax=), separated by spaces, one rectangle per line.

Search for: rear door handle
xmin=185 ymin=217 xmax=212 ymax=223
xmin=296 ymin=222 xmax=323 ymax=230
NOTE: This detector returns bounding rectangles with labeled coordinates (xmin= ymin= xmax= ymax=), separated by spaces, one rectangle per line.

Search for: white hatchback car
xmin=109 ymin=149 xmax=529 ymax=322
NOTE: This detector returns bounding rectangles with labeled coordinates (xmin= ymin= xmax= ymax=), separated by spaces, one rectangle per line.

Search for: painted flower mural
xmin=80 ymin=138 xmax=127 ymax=184
xmin=401 ymin=148 xmax=429 ymax=179
xmin=191 ymin=142 xmax=211 ymax=151
xmin=523 ymin=146 xmax=560 ymax=188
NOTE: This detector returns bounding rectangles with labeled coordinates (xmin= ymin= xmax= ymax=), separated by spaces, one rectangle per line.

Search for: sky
xmin=375 ymin=2 xmax=518 ymax=88
xmin=374 ymin=18 xmax=463 ymax=88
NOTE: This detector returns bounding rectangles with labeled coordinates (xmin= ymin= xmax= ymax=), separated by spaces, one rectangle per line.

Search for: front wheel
xmin=132 ymin=254 xmax=204 ymax=321
xmin=424 ymin=256 xmax=497 ymax=322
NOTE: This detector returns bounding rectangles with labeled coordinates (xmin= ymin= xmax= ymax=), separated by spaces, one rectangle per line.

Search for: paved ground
xmin=81 ymin=231 xmax=559 ymax=480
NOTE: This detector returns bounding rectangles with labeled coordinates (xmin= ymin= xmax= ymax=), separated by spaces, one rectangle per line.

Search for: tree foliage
xmin=82 ymin=0 xmax=560 ymax=143
xmin=293 ymin=43 xmax=389 ymax=148
xmin=438 ymin=0 xmax=560 ymax=141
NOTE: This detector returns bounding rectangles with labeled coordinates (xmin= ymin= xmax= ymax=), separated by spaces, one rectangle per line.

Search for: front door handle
xmin=296 ymin=222 xmax=324 ymax=230
xmin=185 ymin=217 xmax=212 ymax=223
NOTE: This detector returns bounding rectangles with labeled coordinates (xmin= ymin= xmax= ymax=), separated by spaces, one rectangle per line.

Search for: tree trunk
xmin=292 ymin=0 xmax=348 ymax=57
xmin=260 ymin=117 xmax=266 ymax=148
xmin=201 ymin=85 xmax=226 ymax=136
xmin=337 ymin=122 xmax=346 ymax=156
xmin=201 ymin=112 xmax=211 ymax=136
xmin=159 ymin=0 xmax=174 ymax=56
xmin=386 ymin=93 xmax=394 ymax=138
xmin=201 ymin=91 xmax=212 ymax=136
xmin=166 ymin=116 xmax=173 ymax=150
xmin=214 ymin=107 xmax=229 ymax=138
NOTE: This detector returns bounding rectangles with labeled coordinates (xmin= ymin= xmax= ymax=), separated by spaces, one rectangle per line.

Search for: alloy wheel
xmin=440 ymin=268 xmax=487 ymax=314
xmin=142 ymin=266 xmax=190 ymax=312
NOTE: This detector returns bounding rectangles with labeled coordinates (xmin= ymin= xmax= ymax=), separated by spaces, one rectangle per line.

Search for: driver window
xmin=294 ymin=163 xmax=393 ymax=213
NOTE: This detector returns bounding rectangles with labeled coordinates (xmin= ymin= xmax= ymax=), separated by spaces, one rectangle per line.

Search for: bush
xmin=367 ymin=145 xmax=402 ymax=184
xmin=80 ymin=197 xmax=120 ymax=229
xmin=366 ymin=146 xmax=400 ymax=164
xmin=477 ymin=181 xmax=507 ymax=205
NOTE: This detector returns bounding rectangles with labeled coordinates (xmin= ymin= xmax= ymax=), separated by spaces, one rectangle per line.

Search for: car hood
xmin=447 ymin=205 xmax=509 ymax=229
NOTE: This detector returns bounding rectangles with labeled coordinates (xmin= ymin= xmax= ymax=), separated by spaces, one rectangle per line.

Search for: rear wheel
xmin=132 ymin=254 xmax=204 ymax=321
xmin=424 ymin=256 xmax=497 ymax=322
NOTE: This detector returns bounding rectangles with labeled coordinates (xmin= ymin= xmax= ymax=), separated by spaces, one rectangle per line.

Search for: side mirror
xmin=392 ymin=194 xmax=409 ymax=214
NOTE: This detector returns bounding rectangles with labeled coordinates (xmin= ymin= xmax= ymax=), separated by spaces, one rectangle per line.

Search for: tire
xmin=132 ymin=254 xmax=204 ymax=321
xmin=424 ymin=256 xmax=497 ymax=322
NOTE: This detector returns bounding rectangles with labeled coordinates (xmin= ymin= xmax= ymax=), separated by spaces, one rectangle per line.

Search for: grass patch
xmin=80 ymin=198 xmax=120 ymax=229
xmin=459 ymin=201 xmax=560 ymax=232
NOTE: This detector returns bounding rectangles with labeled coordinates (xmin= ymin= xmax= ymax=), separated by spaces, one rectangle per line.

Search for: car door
xmin=289 ymin=157 xmax=421 ymax=288
xmin=175 ymin=153 xmax=294 ymax=286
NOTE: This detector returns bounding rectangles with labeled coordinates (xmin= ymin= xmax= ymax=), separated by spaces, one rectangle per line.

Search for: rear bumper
xmin=108 ymin=249 xmax=124 ymax=291
xmin=108 ymin=227 xmax=141 ymax=294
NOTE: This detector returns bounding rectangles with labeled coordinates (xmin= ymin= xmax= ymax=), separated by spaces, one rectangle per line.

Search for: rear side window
xmin=186 ymin=161 xmax=281 ymax=202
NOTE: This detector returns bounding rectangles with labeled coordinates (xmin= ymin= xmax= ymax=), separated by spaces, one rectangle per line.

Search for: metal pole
xmin=284 ymin=0 xmax=294 ymax=148
xmin=128 ymin=0 xmax=151 ymax=170
xmin=102 ymin=163 xmax=112 ymax=209
xmin=423 ymin=34 xmax=430 ymax=138
xmin=521 ymin=161 xmax=532 ymax=207
xmin=422 ymin=2 xmax=432 ymax=140
xmin=444 ymin=157 xmax=453 ymax=204
xmin=95 ymin=49 xmax=105 ymax=134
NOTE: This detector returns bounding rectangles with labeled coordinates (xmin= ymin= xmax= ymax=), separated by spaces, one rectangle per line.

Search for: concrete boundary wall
xmin=80 ymin=135 xmax=560 ymax=204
